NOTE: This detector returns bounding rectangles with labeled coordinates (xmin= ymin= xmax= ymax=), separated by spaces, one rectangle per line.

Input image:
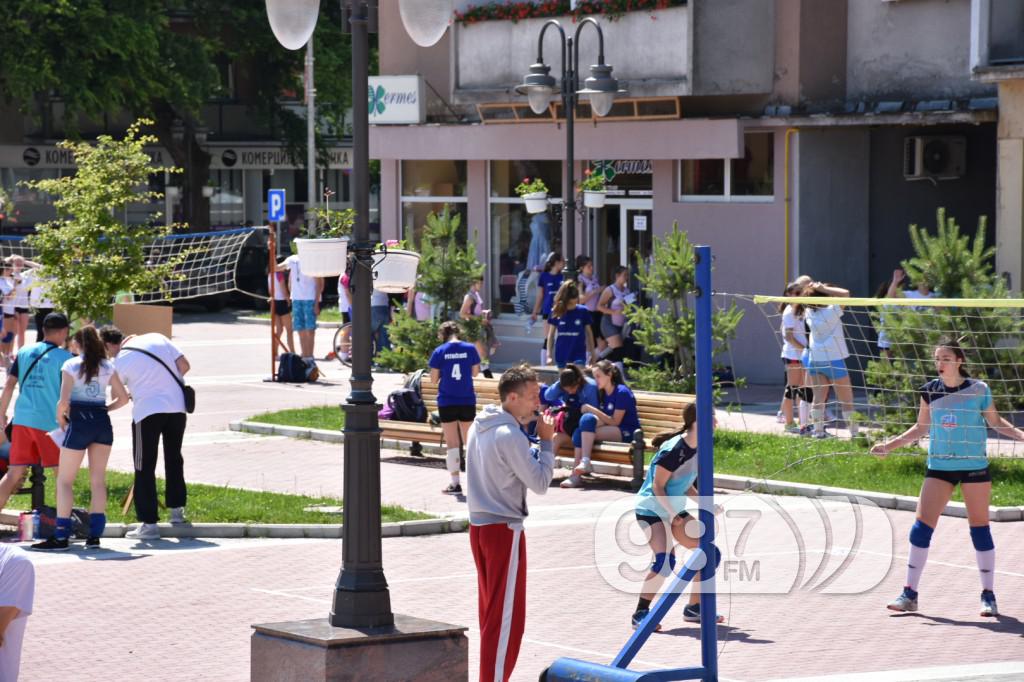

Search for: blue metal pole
xmin=694 ymin=245 xmax=718 ymax=681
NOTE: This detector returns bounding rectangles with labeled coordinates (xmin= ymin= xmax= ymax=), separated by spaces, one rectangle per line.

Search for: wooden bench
xmin=378 ymin=374 xmax=694 ymax=490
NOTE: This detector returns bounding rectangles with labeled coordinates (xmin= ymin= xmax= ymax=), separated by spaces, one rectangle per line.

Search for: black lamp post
xmin=266 ymin=0 xmax=454 ymax=631
xmin=515 ymin=18 xmax=623 ymax=282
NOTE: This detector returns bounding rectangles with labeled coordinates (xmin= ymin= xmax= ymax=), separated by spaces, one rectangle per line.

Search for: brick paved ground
xmin=6 ymin=313 xmax=1024 ymax=681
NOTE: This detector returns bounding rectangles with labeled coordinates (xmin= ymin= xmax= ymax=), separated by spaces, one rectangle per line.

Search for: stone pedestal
xmin=251 ymin=614 xmax=469 ymax=682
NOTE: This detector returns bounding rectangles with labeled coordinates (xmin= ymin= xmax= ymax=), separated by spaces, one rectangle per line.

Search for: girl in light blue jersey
xmin=630 ymin=402 xmax=723 ymax=630
xmin=872 ymin=337 xmax=1024 ymax=617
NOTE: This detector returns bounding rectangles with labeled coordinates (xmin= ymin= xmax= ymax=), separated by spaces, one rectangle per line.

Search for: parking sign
xmin=268 ymin=189 xmax=286 ymax=222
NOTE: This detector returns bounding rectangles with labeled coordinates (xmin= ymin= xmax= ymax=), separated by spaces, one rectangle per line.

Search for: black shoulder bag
xmin=123 ymin=347 xmax=195 ymax=413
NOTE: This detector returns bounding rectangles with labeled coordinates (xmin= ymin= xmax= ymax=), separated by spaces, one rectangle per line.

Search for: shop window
xmin=679 ymin=132 xmax=774 ymax=202
xmin=402 ymin=201 xmax=467 ymax=249
xmin=400 ymin=161 xmax=468 ymax=247
xmin=210 ymin=169 xmax=244 ymax=226
xmin=490 ymin=160 xmax=563 ymax=198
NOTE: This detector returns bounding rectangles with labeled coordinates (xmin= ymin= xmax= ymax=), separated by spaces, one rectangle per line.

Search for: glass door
xmin=593 ymin=198 xmax=653 ymax=283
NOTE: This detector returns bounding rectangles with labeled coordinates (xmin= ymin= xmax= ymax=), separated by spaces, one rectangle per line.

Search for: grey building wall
xmin=847 ymin=0 xmax=994 ymax=100
xmin=867 ymin=123 xmax=997 ymax=290
xmin=796 ymin=129 xmax=871 ymax=295
xmin=692 ymin=0 xmax=776 ymax=96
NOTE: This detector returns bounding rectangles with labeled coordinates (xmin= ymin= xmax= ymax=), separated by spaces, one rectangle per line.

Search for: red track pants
xmin=470 ymin=522 xmax=527 ymax=682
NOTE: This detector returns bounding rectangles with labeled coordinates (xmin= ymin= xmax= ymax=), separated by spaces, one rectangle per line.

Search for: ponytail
xmin=74 ymin=325 xmax=106 ymax=384
xmin=551 ymin=280 xmax=579 ymax=319
xmin=652 ymin=402 xmax=697 ymax=448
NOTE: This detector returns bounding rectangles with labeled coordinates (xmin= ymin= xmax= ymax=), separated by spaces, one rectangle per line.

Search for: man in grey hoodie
xmin=466 ymin=365 xmax=555 ymax=682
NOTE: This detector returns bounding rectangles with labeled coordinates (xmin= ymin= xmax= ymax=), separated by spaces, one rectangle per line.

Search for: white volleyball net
xmin=0 ymin=227 xmax=259 ymax=302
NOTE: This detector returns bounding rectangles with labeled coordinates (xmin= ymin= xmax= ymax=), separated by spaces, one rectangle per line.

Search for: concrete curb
xmin=0 ymin=512 xmax=468 ymax=540
xmin=232 ymin=419 xmax=1024 ymax=523
xmin=237 ymin=315 xmax=341 ymax=329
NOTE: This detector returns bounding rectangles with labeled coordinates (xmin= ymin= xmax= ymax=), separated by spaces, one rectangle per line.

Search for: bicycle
xmin=331 ymin=322 xmax=382 ymax=367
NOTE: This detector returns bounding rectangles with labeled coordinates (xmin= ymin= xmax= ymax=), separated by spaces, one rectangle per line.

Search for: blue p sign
xmin=268 ymin=189 xmax=286 ymax=222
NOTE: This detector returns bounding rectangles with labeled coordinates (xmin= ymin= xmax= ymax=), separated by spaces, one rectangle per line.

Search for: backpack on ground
xmin=387 ymin=388 xmax=427 ymax=423
xmin=277 ymin=353 xmax=318 ymax=383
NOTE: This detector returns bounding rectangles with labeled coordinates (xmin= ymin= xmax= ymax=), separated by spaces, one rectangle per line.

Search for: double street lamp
xmin=516 ymin=18 xmax=623 ymax=281
xmin=265 ymin=0 xmax=452 ymax=629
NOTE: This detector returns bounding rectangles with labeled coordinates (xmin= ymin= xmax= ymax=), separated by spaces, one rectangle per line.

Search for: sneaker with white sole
xmin=169 ymin=507 xmax=187 ymax=525
xmin=30 ymin=536 xmax=69 ymax=552
xmin=784 ymin=423 xmax=801 ymax=434
xmin=573 ymin=460 xmax=594 ymax=476
xmin=560 ymin=474 xmax=584 ymax=489
xmin=682 ymin=602 xmax=725 ymax=624
xmin=126 ymin=523 xmax=160 ymax=540
xmin=887 ymin=587 xmax=918 ymax=612
xmin=980 ymin=590 xmax=998 ymax=617
xmin=776 ymin=411 xmax=786 ymax=424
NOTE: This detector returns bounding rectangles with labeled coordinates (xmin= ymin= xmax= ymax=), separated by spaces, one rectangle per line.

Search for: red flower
xmin=523 ymin=177 xmax=530 ymax=183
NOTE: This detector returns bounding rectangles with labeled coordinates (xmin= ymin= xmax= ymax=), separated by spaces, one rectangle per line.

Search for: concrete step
xmin=490 ymin=315 xmax=548 ymax=367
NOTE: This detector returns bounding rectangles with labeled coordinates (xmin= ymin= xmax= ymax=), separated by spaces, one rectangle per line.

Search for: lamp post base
xmin=251 ymin=614 xmax=468 ymax=682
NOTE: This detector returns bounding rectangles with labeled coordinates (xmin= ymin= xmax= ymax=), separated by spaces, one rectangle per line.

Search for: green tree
xmin=0 ymin=1 xmax=369 ymax=229
xmin=624 ymin=222 xmax=744 ymax=394
xmin=376 ymin=205 xmax=485 ymax=373
xmin=24 ymin=120 xmax=188 ymax=323
xmin=866 ymin=208 xmax=1024 ymax=430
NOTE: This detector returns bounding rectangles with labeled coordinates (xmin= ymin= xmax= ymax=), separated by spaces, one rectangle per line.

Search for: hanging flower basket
xmin=373 ymin=249 xmax=420 ymax=293
xmin=583 ymin=190 xmax=607 ymax=208
xmin=523 ymin=192 xmax=548 ymax=214
xmin=294 ymin=238 xmax=349 ymax=277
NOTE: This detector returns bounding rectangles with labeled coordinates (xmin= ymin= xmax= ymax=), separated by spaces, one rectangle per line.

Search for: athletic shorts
xmin=590 ymin=311 xmax=604 ymax=340
xmin=14 ymin=307 xmax=28 ymax=314
xmin=802 ymin=357 xmax=849 ymax=380
xmin=439 ymin=404 xmax=476 ymax=423
xmin=635 ymin=510 xmax=691 ymax=529
xmin=925 ymin=466 xmax=991 ymax=485
xmin=292 ymin=299 xmax=316 ymax=331
xmin=2 ymin=313 xmax=12 ymax=320
xmin=782 ymin=358 xmax=802 ymax=367
xmin=600 ymin=315 xmax=623 ymax=339
xmin=9 ymin=425 xmax=59 ymax=467
xmin=63 ymin=403 xmax=113 ymax=450
xmin=272 ymin=299 xmax=291 ymax=316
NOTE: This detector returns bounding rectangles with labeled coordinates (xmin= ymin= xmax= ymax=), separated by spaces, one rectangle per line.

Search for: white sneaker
xmin=126 ymin=523 xmax=160 ymax=540
xmin=573 ymin=459 xmax=594 ymax=476
xmin=169 ymin=507 xmax=188 ymax=525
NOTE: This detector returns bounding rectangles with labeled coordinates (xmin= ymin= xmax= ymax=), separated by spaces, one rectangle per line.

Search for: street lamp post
xmin=516 ymin=18 xmax=623 ymax=282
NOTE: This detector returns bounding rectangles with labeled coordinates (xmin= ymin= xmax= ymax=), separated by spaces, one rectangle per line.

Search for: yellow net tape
xmin=751 ymin=296 xmax=1024 ymax=308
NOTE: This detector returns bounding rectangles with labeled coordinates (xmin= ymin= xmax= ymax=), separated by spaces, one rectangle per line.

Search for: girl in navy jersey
xmin=872 ymin=338 xmax=1024 ymax=617
xmin=562 ymin=360 xmax=640 ymax=488
xmin=530 ymin=252 xmax=564 ymax=366
xmin=631 ymin=402 xmax=723 ymax=629
xmin=429 ymin=321 xmax=481 ymax=495
xmin=546 ymin=281 xmax=595 ymax=369
xmin=543 ymin=363 xmax=599 ymax=457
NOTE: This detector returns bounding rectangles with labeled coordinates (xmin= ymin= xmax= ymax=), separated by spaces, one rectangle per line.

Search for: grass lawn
xmin=246 ymin=405 xmax=1024 ymax=506
xmin=251 ymin=308 xmax=342 ymax=323
xmin=250 ymin=405 xmax=345 ymax=431
xmin=31 ymin=469 xmax=429 ymax=524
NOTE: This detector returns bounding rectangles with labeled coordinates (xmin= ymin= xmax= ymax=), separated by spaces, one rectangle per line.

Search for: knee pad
xmin=609 ymin=347 xmax=626 ymax=363
xmin=909 ymin=520 xmax=934 ymax=549
xmin=784 ymin=385 xmax=798 ymax=400
xmin=970 ymin=525 xmax=994 ymax=552
xmin=668 ymin=551 xmax=677 ymax=573
xmin=799 ymin=387 xmax=814 ymax=403
xmin=1 ymin=332 xmax=12 ymax=344
xmin=651 ymin=552 xmax=671 ymax=576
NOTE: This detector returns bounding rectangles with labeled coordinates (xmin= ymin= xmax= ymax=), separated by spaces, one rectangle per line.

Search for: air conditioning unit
xmin=903 ymin=135 xmax=966 ymax=181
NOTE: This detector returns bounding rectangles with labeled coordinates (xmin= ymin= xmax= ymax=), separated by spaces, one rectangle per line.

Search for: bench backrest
xmin=418 ymin=373 xmax=692 ymax=438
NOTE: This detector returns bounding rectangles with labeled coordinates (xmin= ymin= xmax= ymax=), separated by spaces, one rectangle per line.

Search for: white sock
xmin=540 ymin=348 xmax=548 ymax=366
xmin=445 ymin=447 xmax=461 ymax=475
xmin=844 ymin=411 xmax=858 ymax=437
xmin=907 ymin=544 xmax=929 ymax=591
xmin=811 ymin=407 xmax=825 ymax=433
xmin=798 ymin=401 xmax=810 ymax=426
xmin=976 ymin=549 xmax=995 ymax=591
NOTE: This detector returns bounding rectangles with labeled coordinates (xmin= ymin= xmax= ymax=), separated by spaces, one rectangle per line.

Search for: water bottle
xmin=31 ymin=509 xmax=40 ymax=540
xmin=19 ymin=513 xmax=32 ymax=541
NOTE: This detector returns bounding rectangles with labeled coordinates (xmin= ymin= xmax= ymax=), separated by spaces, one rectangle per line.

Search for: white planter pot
xmin=583 ymin=190 xmax=607 ymax=208
xmin=202 ymin=186 xmax=215 ymax=198
xmin=522 ymin=192 xmax=548 ymax=214
xmin=294 ymin=238 xmax=349 ymax=277
xmin=373 ymin=249 xmax=420 ymax=293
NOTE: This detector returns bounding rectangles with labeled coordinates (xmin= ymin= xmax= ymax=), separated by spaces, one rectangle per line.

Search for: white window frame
xmin=678 ymin=132 xmax=775 ymax=204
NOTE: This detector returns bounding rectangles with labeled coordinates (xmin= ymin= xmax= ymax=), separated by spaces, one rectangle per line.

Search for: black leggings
xmin=132 ymin=412 xmax=187 ymax=524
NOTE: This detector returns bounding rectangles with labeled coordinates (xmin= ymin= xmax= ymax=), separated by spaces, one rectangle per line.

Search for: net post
xmin=268 ymin=225 xmax=277 ymax=381
xmin=694 ymin=245 xmax=719 ymax=681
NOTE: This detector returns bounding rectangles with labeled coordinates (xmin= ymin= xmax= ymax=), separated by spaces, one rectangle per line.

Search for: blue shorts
xmin=292 ymin=300 xmax=317 ymax=331
xmin=802 ymin=357 xmax=849 ymax=380
xmin=63 ymin=403 xmax=113 ymax=450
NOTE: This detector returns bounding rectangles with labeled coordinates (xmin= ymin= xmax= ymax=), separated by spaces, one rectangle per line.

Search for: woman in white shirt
xmin=795 ymin=282 xmax=858 ymax=439
xmin=31 ymin=326 xmax=129 ymax=551
xmin=778 ymin=278 xmax=812 ymax=433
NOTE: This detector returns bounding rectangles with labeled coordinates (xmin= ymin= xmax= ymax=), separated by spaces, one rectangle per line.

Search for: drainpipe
xmin=784 ymin=127 xmax=799 ymax=285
